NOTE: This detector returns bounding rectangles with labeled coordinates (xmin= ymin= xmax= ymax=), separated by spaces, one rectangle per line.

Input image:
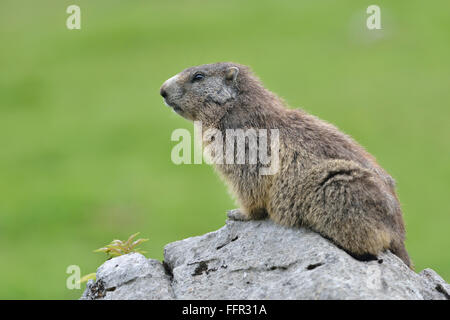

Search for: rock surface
xmin=80 ymin=219 xmax=449 ymax=300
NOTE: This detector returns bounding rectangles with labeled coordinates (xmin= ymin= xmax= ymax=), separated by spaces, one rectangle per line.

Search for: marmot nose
xmin=160 ymin=87 xmax=168 ymax=98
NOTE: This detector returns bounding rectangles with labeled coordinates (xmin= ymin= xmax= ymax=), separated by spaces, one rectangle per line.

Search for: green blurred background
xmin=0 ymin=0 xmax=449 ymax=299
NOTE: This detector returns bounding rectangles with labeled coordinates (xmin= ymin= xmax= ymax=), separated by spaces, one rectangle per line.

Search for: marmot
xmin=160 ymin=62 xmax=412 ymax=268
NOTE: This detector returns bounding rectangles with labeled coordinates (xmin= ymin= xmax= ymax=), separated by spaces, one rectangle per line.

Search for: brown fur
xmin=160 ymin=62 xmax=412 ymax=268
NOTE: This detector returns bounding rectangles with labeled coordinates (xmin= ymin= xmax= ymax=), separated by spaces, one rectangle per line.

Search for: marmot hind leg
xmin=268 ymin=159 xmax=411 ymax=268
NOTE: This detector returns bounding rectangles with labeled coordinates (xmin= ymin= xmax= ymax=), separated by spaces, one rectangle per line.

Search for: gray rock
xmin=81 ymin=219 xmax=449 ymax=300
xmin=80 ymin=252 xmax=174 ymax=300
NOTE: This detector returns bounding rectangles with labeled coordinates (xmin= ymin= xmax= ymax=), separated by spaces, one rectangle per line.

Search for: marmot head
xmin=160 ymin=62 xmax=245 ymax=123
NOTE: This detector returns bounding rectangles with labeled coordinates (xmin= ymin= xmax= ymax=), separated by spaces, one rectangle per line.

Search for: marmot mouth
xmin=172 ymin=105 xmax=182 ymax=112
xmin=163 ymin=98 xmax=172 ymax=108
xmin=163 ymin=98 xmax=183 ymax=114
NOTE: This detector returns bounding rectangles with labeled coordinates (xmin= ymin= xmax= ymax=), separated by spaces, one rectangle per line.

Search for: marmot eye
xmin=192 ymin=73 xmax=205 ymax=82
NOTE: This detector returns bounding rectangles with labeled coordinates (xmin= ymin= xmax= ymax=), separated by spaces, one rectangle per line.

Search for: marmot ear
xmin=225 ymin=67 xmax=239 ymax=82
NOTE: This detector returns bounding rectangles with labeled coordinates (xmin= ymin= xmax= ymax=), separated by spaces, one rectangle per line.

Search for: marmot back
xmin=160 ymin=62 xmax=412 ymax=268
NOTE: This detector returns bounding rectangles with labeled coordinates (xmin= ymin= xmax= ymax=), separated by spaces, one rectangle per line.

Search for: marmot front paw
xmin=227 ymin=209 xmax=250 ymax=221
